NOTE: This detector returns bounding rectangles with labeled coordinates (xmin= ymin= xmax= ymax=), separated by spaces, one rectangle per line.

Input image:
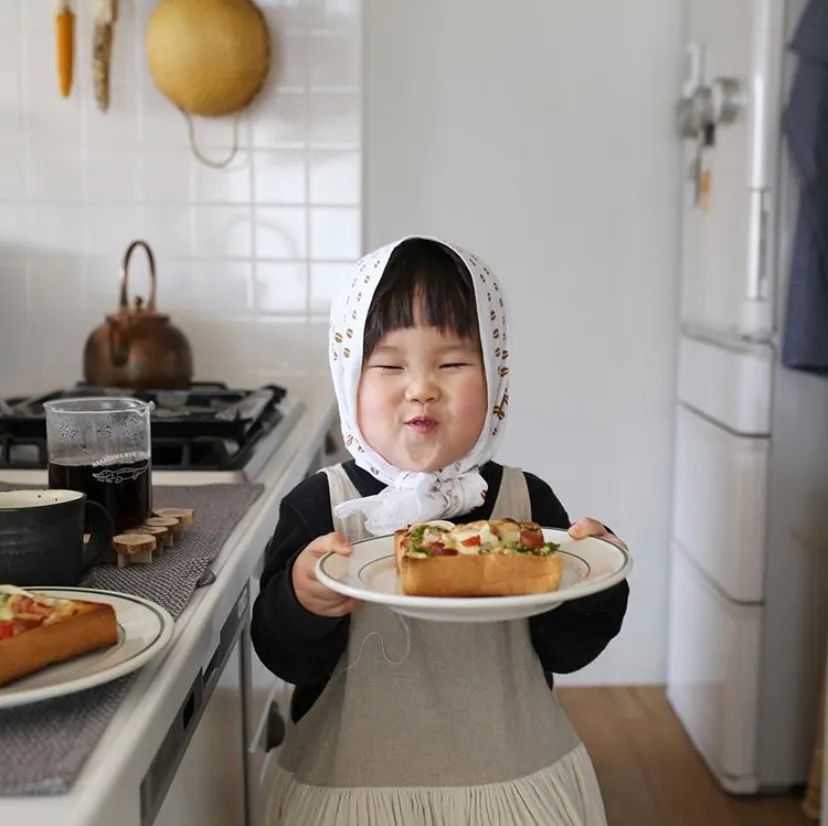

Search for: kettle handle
xmin=119 ymin=240 xmax=157 ymax=312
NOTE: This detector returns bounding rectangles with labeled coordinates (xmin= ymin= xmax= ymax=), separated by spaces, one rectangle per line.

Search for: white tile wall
xmin=0 ymin=0 xmax=362 ymax=394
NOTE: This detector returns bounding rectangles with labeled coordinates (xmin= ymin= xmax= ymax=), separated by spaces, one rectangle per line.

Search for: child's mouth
xmin=406 ymin=417 xmax=438 ymax=435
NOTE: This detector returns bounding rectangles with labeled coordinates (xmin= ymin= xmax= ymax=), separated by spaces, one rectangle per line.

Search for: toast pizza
xmin=0 ymin=585 xmax=119 ymax=687
xmin=394 ymin=519 xmax=563 ymax=597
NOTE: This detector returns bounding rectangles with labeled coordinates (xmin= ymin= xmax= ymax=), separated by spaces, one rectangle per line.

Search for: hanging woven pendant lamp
xmin=146 ymin=0 xmax=270 ymax=117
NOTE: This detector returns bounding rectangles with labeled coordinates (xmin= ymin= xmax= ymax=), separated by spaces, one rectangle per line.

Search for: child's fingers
xmin=301 ymin=576 xmax=346 ymax=603
xmin=568 ymin=517 xmax=629 ymax=551
xmin=294 ymin=534 xmax=359 ymax=616
xmin=307 ymin=532 xmax=353 ymax=558
xmin=326 ymin=598 xmax=358 ymax=617
xmin=568 ymin=517 xmax=605 ymax=539
xmin=327 ymin=532 xmax=354 ymax=556
xmin=602 ymin=535 xmax=628 ymax=551
xmin=299 ymin=567 xmax=358 ymax=606
xmin=301 ymin=580 xmax=358 ymax=616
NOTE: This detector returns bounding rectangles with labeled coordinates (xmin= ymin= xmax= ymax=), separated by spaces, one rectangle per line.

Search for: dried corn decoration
xmin=54 ymin=0 xmax=75 ymax=97
xmin=93 ymin=0 xmax=118 ymax=111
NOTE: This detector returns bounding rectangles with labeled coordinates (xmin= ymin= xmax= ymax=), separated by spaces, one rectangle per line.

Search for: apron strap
xmin=490 ymin=466 xmax=532 ymax=522
xmin=322 ymin=465 xmax=372 ymax=542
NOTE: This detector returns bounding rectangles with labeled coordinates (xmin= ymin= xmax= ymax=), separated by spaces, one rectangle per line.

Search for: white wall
xmin=365 ymin=0 xmax=683 ymax=683
xmin=0 ymin=0 xmax=362 ymax=394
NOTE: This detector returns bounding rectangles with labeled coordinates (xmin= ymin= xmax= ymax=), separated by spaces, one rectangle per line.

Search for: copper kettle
xmin=83 ymin=240 xmax=194 ymax=389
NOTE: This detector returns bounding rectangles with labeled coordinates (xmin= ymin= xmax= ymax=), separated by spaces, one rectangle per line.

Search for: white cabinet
xmin=667 ymin=547 xmax=762 ymax=792
xmin=246 ymin=672 xmax=292 ymax=826
xmin=154 ymin=638 xmax=247 ymax=826
xmin=244 ymin=574 xmax=292 ymax=826
xmin=673 ymin=404 xmax=768 ymax=602
xmin=677 ymin=335 xmax=772 ymax=434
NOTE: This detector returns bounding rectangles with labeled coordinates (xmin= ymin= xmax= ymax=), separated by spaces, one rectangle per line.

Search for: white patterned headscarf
xmin=329 ymin=236 xmax=510 ymax=535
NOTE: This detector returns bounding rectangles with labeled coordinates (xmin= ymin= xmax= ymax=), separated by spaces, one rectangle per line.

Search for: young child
xmin=251 ymin=237 xmax=629 ymax=825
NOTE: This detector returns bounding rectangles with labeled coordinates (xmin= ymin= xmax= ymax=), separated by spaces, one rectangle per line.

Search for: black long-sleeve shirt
xmin=251 ymin=461 xmax=629 ymax=721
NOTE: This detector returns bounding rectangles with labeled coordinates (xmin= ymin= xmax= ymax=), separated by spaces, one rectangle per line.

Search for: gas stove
xmin=0 ymin=383 xmax=304 ymax=483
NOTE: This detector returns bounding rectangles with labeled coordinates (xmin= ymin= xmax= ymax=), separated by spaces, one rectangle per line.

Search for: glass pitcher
xmin=44 ymin=398 xmax=153 ymax=531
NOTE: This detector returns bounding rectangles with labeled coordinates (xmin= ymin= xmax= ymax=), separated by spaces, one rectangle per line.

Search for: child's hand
xmin=292 ymin=532 xmax=359 ymax=617
xmin=568 ymin=517 xmax=628 ymax=552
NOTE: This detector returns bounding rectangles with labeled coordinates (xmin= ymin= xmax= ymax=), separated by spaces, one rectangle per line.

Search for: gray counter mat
xmin=0 ymin=482 xmax=263 ymax=796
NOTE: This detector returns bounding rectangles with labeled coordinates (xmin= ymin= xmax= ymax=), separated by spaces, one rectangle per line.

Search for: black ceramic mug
xmin=0 ymin=489 xmax=113 ymax=586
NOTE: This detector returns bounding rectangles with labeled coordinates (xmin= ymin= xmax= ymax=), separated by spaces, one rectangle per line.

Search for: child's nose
xmin=405 ymin=373 xmax=440 ymax=404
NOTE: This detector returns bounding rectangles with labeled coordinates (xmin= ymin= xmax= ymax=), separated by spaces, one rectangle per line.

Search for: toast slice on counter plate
xmin=0 ymin=585 xmax=118 ymax=686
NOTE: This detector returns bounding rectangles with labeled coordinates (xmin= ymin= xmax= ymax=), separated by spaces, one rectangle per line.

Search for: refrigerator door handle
xmin=710 ymin=77 xmax=746 ymax=127
xmin=745 ymin=187 xmax=770 ymax=302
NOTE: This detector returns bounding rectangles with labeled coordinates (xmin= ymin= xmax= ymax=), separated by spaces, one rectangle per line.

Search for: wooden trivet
xmin=144 ymin=516 xmax=184 ymax=540
xmin=113 ymin=506 xmax=196 ymax=567
xmin=153 ymin=507 xmax=195 ymax=527
xmin=113 ymin=533 xmax=156 ymax=567
xmin=130 ymin=524 xmax=172 ymax=548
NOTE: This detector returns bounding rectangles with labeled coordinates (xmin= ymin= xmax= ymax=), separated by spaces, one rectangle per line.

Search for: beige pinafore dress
xmin=266 ymin=465 xmax=607 ymax=825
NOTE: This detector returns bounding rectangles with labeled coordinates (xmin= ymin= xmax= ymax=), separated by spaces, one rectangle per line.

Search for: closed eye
xmin=371 ymin=364 xmax=403 ymax=373
xmin=440 ymin=362 xmax=470 ymax=370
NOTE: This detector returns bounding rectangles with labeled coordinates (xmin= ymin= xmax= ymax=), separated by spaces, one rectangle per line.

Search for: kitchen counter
xmin=0 ymin=376 xmax=337 ymax=825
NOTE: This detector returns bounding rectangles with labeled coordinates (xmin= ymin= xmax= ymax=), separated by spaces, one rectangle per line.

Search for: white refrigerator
xmin=668 ymin=0 xmax=828 ymax=794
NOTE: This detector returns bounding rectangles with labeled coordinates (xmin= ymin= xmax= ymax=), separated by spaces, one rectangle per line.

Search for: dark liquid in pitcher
xmin=48 ymin=456 xmax=152 ymax=530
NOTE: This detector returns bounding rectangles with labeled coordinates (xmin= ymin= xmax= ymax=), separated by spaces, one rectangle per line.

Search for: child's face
xmin=358 ymin=323 xmax=487 ymax=473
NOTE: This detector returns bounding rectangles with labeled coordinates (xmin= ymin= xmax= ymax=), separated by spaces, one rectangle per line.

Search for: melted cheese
xmin=0 ymin=585 xmax=76 ymax=622
xmin=497 ymin=521 xmax=521 ymax=546
xmin=408 ymin=520 xmax=550 ymax=558
xmin=420 ymin=520 xmax=455 ymax=531
xmin=450 ymin=523 xmax=501 ymax=554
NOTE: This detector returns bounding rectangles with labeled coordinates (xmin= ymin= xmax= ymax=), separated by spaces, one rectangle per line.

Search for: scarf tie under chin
xmin=334 ymin=469 xmax=488 ymax=535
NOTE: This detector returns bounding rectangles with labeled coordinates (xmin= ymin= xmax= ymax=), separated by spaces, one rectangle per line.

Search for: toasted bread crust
xmin=394 ymin=529 xmax=409 ymax=572
xmin=0 ymin=600 xmax=118 ymax=687
xmin=398 ymin=552 xmax=562 ymax=597
xmin=393 ymin=525 xmax=562 ymax=597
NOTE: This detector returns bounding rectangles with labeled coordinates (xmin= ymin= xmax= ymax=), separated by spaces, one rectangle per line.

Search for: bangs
xmin=363 ymin=238 xmax=479 ymax=361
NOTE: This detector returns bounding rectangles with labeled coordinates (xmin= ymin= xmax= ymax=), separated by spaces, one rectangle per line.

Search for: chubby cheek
xmin=455 ymin=371 xmax=488 ymax=445
xmin=356 ymin=374 xmax=392 ymax=439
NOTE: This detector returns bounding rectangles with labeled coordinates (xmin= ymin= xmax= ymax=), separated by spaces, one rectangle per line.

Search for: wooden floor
xmin=558 ymin=686 xmax=813 ymax=826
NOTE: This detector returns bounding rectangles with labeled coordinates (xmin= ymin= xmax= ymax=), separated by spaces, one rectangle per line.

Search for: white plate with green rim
xmin=0 ymin=587 xmax=174 ymax=708
xmin=316 ymin=528 xmax=631 ymax=623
